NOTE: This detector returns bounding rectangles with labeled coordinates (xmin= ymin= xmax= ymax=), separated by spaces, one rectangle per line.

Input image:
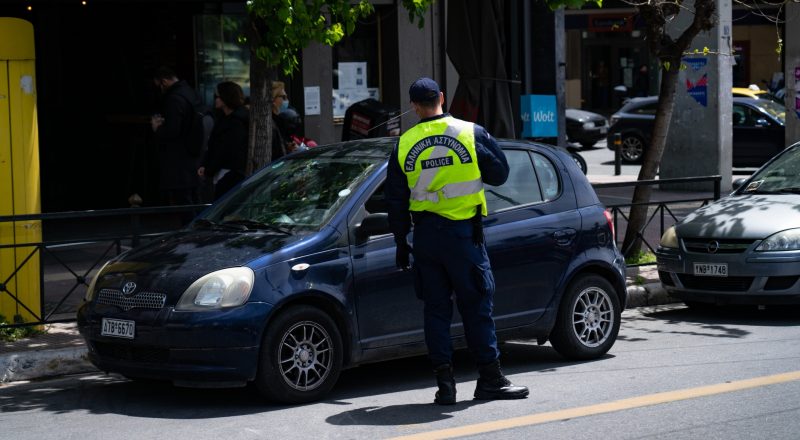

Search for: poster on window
xmin=338 ymin=62 xmax=367 ymax=90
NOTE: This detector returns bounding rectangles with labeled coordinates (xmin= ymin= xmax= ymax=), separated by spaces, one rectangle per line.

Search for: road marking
xmin=387 ymin=370 xmax=800 ymax=440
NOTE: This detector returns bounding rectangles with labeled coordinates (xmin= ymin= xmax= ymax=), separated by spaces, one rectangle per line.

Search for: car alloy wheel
xmin=256 ymin=305 xmax=343 ymax=403
xmin=550 ymin=274 xmax=621 ymax=360
xmin=621 ymin=135 xmax=645 ymax=163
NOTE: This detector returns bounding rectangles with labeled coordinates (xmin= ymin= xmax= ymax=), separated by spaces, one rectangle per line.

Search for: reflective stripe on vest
xmin=397 ymin=116 xmax=488 ymax=220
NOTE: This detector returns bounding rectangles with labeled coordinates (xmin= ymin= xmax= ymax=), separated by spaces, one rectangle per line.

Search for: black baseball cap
xmin=409 ymin=77 xmax=440 ymax=103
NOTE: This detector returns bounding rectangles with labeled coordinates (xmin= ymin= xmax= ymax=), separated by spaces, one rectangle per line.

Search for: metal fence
xmin=0 ymin=175 xmax=724 ymax=329
xmin=0 ymin=205 xmax=208 ymax=330
xmin=593 ymin=175 xmax=722 ymax=263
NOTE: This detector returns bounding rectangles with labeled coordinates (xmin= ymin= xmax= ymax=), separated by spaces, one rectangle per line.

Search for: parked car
xmin=77 ymin=138 xmax=627 ymax=404
xmin=656 ymin=141 xmax=800 ymax=307
xmin=607 ymin=96 xmax=786 ymax=165
xmin=566 ymin=108 xmax=609 ymax=148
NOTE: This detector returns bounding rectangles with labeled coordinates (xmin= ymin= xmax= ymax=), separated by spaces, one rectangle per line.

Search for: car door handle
xmin=552 ymin=229 xmax=577 ymax=246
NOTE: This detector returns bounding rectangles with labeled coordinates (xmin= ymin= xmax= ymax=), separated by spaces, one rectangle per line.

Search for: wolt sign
xmin=521 ymin=94 xmax=557 ymax=138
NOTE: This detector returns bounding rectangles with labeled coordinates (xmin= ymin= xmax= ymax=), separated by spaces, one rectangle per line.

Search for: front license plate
xmin=693 ymin=263 xmax=728 ymax=277
xmin=600 ymin=126 xmax=608 ymax=134
xmin=101 ymin=318 xmax=135 ymax=339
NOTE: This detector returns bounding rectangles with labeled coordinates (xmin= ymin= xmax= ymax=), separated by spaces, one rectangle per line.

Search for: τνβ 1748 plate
xmin=693 ymin=262 xmax=728 ymax=277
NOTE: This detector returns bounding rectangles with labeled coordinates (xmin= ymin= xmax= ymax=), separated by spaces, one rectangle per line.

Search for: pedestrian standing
xmin=385 ymin=77 xmax=529 ymax=405
xmin=151 ymin=66 xmax=202 ymax=206
xmin=198 ymin=81 xmax=249 ymax=201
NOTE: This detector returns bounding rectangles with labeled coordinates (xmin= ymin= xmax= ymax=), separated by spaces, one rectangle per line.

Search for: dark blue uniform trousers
xmin=412 ymin=213 xmax=500 ymax=367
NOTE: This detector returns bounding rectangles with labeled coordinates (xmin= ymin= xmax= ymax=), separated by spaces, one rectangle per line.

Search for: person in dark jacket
xmin=151 ymin=66 xmax=202 ymax=206
xmin=385 ymin=77 xmax=529 ymax=405
xmin=198 ymin=81 xmax=249 ymax=201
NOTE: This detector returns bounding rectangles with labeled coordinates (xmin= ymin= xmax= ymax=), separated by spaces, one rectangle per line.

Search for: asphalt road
xmin=3 ymin=303 xmax=800 ymax=440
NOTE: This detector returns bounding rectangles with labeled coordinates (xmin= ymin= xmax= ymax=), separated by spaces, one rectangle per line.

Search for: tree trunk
xmin=247 ymin=56 xmax=274 ymax=175
xmin=621 ymin=64 xmax=680 ymax=256
xmin=620 ymin=0 xmax=716 ymax=258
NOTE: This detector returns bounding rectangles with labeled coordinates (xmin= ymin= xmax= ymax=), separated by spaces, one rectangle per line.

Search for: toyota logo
xmin=706 ymin=240 xmax=720 ymax=254
xmin=121 ymin=281 xmax=137 ymax=296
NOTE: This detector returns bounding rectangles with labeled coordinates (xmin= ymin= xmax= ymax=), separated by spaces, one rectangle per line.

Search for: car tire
xmin=620 ymin=135 xmax=645 ymax=163
xmin=550 ymin=274 xmax=621 ymax=360
xmin=255 ymin=305 xmax=343 ymax=404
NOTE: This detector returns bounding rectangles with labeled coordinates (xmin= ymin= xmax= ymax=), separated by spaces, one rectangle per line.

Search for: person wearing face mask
xmin=270 ymin=81 xmax=290 ymax=162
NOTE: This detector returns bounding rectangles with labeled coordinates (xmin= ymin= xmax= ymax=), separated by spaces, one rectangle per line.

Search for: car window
xmin=733 ymin=104 xmax=764 ymax=127
xmin=742 ymin=146 xmax=800 ymax=194
xmin=632 ymin=103 xmax=658 ymax=115
xmin=485 ymin=149 xmax=543 ymax=213
xmin=531 ymin=152 xmax=560 ymax=201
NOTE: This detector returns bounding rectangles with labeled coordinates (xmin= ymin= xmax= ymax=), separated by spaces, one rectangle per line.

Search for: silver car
xmin=656 ymin=141 xmax=800 ymax=307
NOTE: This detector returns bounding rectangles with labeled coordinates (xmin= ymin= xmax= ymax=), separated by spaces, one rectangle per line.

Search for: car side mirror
xmin=755 ymin=118 xmax=770 ymax=127
xmin=732 ymin=177 xmax=748 ymax=190
xmin=357 ymin=213 xmax=390 ymax=240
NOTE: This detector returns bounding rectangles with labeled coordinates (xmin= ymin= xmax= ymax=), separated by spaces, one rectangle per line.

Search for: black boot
xmin=433 ymin=364 xmax=456 ymax=405
xmin=474 ymin=360 xmax=529 ymax=400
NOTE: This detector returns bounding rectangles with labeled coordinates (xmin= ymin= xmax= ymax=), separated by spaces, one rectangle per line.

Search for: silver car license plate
xmin=693 ymin=263 xmax=728 ymax=277
xmin=101 ymin=318 xmax=135 ymax=339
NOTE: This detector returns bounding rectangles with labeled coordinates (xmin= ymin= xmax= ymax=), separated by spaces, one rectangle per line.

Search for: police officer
xmin=385 ymin=77 xmax=529 ymax=405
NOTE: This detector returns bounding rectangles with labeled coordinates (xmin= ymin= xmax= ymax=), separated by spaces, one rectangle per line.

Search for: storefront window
xmin=331 ymin=11 xmax=382 ymax=121
xmin=195 ymin=14 xmax=251 ymax=106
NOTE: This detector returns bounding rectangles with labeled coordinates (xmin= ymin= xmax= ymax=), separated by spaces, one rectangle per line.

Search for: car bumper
xmin=569 ymin=127 xmax=608 ymax=144
xmin=77 ymin=301 xmax=273 ymax=384
xmin=656 ymin=247 xmax=800 ymax=304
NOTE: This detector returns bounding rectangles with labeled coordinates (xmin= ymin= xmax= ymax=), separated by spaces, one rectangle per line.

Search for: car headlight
xmin=176 ymin=267 xmax=255 ymax=311
xmin=85 ymin=261 xmax=111 ymax=302
xmin=582 ymin=122 xmax=594 ymax=130
xmin=755 ymin=228 xmax=800 ymax=251
xmin=660 ymin=226 xmax=679 ymax=249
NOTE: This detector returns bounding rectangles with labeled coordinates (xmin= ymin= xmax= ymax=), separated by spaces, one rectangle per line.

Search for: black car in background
xmin=566 ymin=108 xmax=609 ymax=148
xmin=607 ymin=96 xmax=786 ymax=165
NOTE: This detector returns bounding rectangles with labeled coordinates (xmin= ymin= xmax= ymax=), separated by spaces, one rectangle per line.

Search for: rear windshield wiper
xmin=221 ymin=219 xmax=292 ymax=235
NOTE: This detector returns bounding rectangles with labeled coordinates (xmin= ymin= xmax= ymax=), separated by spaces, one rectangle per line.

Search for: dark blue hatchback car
xmin=78 ymin=137 xmax=627 ymax=403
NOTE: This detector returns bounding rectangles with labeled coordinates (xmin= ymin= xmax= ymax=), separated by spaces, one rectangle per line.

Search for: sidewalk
xmin=0 ymin=267 xmax=675 ymax=385
xmin=0 ymin=171 xmax=678 ymax=385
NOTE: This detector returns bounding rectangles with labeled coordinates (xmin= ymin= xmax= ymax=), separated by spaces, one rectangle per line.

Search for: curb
xmin=1 ymin=281 xmax=673 ymax=385
xmin=0 ymin=347 xmax=96 ymax=383
xmin=626 ymin=282 xmax=679 ymax=308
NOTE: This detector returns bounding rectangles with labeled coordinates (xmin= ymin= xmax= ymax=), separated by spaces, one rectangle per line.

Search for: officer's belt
xmin=409 ymin=177 xmax=483 ymax=202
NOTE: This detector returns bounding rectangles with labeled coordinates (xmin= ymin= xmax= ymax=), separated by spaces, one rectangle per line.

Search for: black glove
xmin=396 ymin=241 xmax=412 ymax=271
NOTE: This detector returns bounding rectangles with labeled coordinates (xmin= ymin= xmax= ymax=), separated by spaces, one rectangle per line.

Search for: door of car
xmin=349 ymin=180 xmax=424 ymax=349
xmin=732 ymin=103 xmax=784 ymax=167
xmin=482 ymin=147 xmax=581 ymax=329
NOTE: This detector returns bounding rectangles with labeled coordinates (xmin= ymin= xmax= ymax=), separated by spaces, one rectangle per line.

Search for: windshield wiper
xmin=192 ymin=218 xmax=248 ymax=231
xmin=221 ymin=219 xmax=292 ymax=235
xmin=776 ymin=187 xmax=800 ymax=194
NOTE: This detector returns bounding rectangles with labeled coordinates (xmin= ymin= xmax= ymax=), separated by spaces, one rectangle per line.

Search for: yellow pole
xmin=0 ymin=17 xmax=41 ymax=324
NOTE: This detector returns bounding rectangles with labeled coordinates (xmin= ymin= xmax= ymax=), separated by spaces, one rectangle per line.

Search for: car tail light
xmin=604 ymin=209 xmax=615 ymax=242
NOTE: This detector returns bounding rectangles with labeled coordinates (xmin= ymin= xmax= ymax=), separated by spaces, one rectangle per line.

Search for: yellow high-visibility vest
xmin=397 ymin=116 xmax=487 ymax=220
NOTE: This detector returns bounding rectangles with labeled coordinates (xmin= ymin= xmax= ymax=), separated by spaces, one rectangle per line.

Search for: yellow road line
xmin=388 ymin=370 xmax=800 ymax=440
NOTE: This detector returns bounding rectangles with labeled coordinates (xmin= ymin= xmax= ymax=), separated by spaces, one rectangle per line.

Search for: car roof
xmin=732 ymin=87 xmax=767 ymax=98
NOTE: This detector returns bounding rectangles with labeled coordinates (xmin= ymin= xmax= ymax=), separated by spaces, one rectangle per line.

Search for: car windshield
xmin=740 ymin=145 xmax=800 ymax=194
xmin=752 ymin=100 xmax=785 ymax=124
xmin=198 ymin=140 xmax=393 ymax=231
